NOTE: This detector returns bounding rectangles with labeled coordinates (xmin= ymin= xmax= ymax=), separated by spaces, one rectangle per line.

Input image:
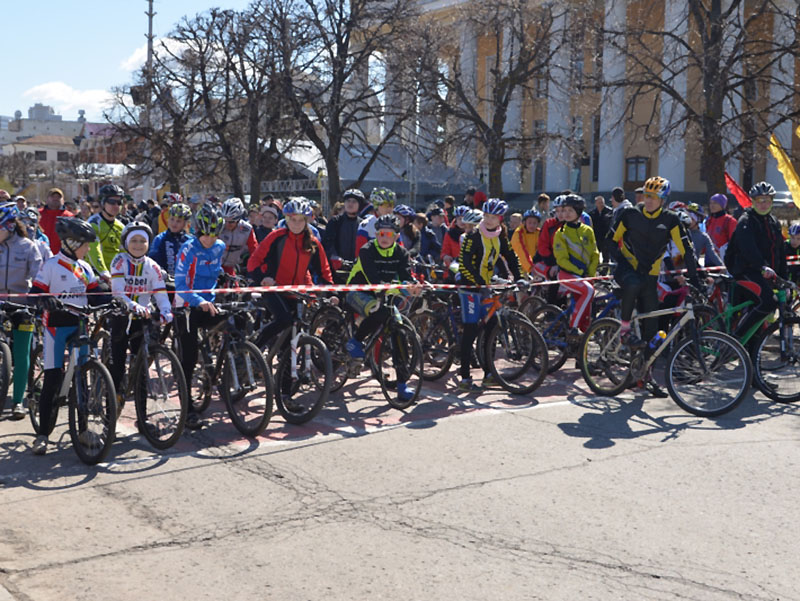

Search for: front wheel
xmin=408 ymin=309 xmax=454 ymax=381
xmin=221 ymin=340 xmax=274 ymax=436
xmin=371 ymin=322 xmax=423 ymax=410
xmin=68 ymin=359 xmax=117 ymax=465
xmin=0 ymin=340 xmax=12 ymax=414
xmin=750 ymin=318 xmax=800 ymax=403
xmin=665 ymin=330 xmax=752 ymax=417
xmin=579 ymin=317 xmax=632 ymax=397
xmin=274 ymin=335 xmax=331 ymax=425
xmin=529 ymin=304 xmax=569 ymax=372
xmin=133 ymin=345 xmax=189 ymax=449
xmin=486 ymin=314 xmax=549 ymax=395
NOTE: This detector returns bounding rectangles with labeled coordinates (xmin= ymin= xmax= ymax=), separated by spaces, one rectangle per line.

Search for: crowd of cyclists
xmin=0 ymin=173 xmax=798 ymax=461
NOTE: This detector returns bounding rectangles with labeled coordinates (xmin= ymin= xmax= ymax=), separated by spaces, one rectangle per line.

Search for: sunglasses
xmin=104 ymin=198 xmax=122 ymax=205
xmin=376 ymin=229 xmax=396 ymax=237
xmin=91 ymin=204 xmax=100 ymax=210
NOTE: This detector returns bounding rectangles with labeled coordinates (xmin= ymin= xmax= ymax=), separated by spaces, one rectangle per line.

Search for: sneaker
xmin=397 ymin=382 xmax=415 ymax=402
xmin=11 ymin=403 xmax=26 ymax=420
xmin=78 ymin=430 xmax=102 ymax=449
xmin=481 ymin=374 xmax=500 ymax=388
xmin=32 ymin=435 xmax=48 ymax=455
xmin=185 ymin=413 xmax=204 ymax=430
xmin=345 ymin=337 xmax=365 ymax=359
xmin=457 ymin=378 xmax=482 ymax=393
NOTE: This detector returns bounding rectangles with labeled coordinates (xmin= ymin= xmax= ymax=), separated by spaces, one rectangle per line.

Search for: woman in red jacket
xmin=247 ymin=197 xmax=334 ymax=349
xmin=441 ymin=205 xmax=471 ymax=267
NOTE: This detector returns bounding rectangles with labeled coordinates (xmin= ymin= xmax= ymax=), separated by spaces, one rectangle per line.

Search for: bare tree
xmin=600 ymin=0 xmax=800 ymax=194
xmin=0 ymin=152 xmax=39 ymax=189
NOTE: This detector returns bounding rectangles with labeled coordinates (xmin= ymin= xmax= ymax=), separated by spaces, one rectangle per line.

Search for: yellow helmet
xmin=643 ymin=176 xmax=671 ymax=199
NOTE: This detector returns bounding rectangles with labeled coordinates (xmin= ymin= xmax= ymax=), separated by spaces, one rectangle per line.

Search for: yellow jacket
xmin=553 ymin=222 xmax=599 ymax=277
xmin=510 ymin=226 xmax=539 ymax=274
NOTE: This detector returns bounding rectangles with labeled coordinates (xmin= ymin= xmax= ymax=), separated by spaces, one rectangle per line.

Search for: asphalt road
xmin=1 ymin=364 xmax=799 ymax=601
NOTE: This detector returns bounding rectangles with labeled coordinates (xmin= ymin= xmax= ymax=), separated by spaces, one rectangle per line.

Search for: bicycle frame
xmin=626 ymin=305 xmax=704 ymax=377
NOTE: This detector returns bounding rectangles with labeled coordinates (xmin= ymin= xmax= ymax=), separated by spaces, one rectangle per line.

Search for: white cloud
xmin=120 ymin=38 xmax=189 ymax=72
xmin=23 ymin=82 xmax=115 ymax=121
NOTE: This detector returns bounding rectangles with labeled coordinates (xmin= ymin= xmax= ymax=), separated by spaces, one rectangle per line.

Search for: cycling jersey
xmin=347 ymin=239 xmax=413 ymax=285
xmin=174 ymin=238 xmax=226 ymax=307
xmin=706 ymin=210 xmax=737 ymax=256
xmin=39 ymin=206 xmax=74 ymax=254
xmin=355 ymin=214 xmax=381 ymax=254
xmin=247 ymin=228 xmax=333 ymax=286
xmin=87 ymin=213 xmax=123 ymax=276
xmin=110 ymin=252 xmax=172 ymax=315
xmin=149 ymin=229 xmax=194 ymax=277
xmin=219 ymin=220 xmax=257 ymax=272
xmin=553 ymin=222 xmax=599 ymax=277
xmin=31 ymin=252 xmax=101 ymax=326
xmin=510 ymin=226 xmax=540 ymax=274
xmin=458 ymin=229 xmax=521 ymax=286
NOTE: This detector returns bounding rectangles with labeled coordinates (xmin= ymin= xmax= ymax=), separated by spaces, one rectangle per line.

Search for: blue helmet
xmin=789 ymin=223 xmax=800 ymax=236
xmin=453 ymin=205 xmax=471 ymax=218
xmin=283 ymin=197 xmax=313 ymax=217
xmin=523 ymin=208 xmax=542 ymax=221
xmin=482 ymin=198 xmax=508 ymax=215
xmin=393 ymin=204 xmax=416 ymax=218
xmin=0 ymin=205 xmax=19 ymax=231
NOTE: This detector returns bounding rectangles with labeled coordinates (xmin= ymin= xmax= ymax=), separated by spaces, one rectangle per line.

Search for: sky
xmin=0 ymin=0 xmax=252 ymax=123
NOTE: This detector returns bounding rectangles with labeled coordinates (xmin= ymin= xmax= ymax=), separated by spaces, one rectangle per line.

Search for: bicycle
xmin=178 ymin=301 xmax=274 ymax=437
xmin=26 ymin=302 xmax=118 ymax=464
xmin=580 ymin=291 xmax=753 ymax=417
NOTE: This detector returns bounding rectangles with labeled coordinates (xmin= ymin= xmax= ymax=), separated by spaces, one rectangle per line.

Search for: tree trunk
xmin=247 ymin=102 xmax=262 ymax=203
xmin=487 ymin=141 xmax=505 ymax=198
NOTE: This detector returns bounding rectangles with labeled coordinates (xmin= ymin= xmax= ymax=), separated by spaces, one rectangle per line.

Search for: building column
xmin=765 ymin=0 xmax=795 ymax=187
xmin=545 ymin=10 xmax=570 ymax=191
xmin=457 ymin=22 xmax=478 ymax=179
xmin=597 ymin=0 xmax=626 ymax=191
xmin=657 ymin=0 xmax=687 ymax=191
xmin=501 ymin=25 xmax=522 ymax=193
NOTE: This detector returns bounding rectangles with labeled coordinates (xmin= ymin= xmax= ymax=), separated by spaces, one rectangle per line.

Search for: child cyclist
xmin=109 ymin=221 xmax=173 ymax=407
xmin=457 ymin=198 xmax=522 ymax=392
xmin=345 ymin=213 xmax=421 ymax=404
xmin=29 ymin=217 xmax=108 ymax=455
xmin=149 ymin=202 xmax=194 ymax=278
xmin=173 ymin=205 xmax=227 ymax=430
xmin=552 ymin=194 xmax=599 ymax=336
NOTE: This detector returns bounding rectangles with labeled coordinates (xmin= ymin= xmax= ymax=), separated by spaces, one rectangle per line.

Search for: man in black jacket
xmin=588 ymin=195 xmax=613 ymax=262
xmin=322 ymin=189 xmax=365 ymax=275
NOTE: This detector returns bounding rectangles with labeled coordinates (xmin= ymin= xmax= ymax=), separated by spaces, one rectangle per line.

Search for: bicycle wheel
xmin=665 ymin=330 xmax=752 ymax=417
xmin=310 ymin=306 xmax=350 ymax=392
xmin=579 ymin=317 xmax=632 ymax=396
xmin=751 ymin=318 xmax=800 ymax=402
xmin=529 ymin=304 xmax=569 ymax=372
xmin=274 ymin=334 xmax=331 ymax=425
xmin=371 ymin=322 xmax=423 ymax=410
xmin=486 ymin=313 xmax=549 ymax=394
xmin=0 ymin=340 xmax=12 ymax=414
xmin=518 ymin=295 xmax=545 ymax=322
xmin=27 ymin=344 xmax=57 ymax=435
xmin=133 ymin=345 xmax=189 ymax=449
xmin=408 ymin=308 xmax=454 ymax=381
xmin=221 ymin=340 xmax=274 ymax=436
xmin=68 ymin=358 xmax=117 ymax=465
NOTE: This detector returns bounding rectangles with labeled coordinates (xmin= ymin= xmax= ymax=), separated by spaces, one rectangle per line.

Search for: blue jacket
xmin=149 ymin=229 xmax=194 ymax=277
xmin=174 ymin=238 xmax=226 ymax=307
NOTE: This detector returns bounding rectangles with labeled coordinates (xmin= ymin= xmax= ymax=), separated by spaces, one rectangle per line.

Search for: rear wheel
xmin=409 ymin=309 xmax=454 ymax=381
xmin=0 ymin=340 xmax=12 ymax=414
xmin=221 ymin=340 xmax=274 ymax=436
xmin=27 ymin=344 xmax=57 ymax=435
xmin=750 ymin=318 xmax=800 ymax=403
xmin=371 ymin=322 xmax=423 ymax=410
xmin=529 ymin=304 xmax=569 ymax=372
xmin=133 ymin=345 xmax=188 ymax=449
xmin=68 ymin=359 xmax=117 ymax=465
xmin=486 ymin=313 xmax=549 ymax=394
xmin=274 ymin=335 xmax=331 ymax=424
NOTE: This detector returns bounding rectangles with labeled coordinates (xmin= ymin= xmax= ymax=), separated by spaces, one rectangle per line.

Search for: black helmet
xmin=55 ymin=216 xmax=97 ymax=244
xmin=375 ymin=214 xmax=401 ymax=232
xmin=98 ymin=184 xmax=125 ymax=201
xmin=562 ymin=194 xmax=585 ymax=215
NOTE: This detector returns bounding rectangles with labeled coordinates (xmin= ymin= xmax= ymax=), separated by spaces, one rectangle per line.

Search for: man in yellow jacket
xmin=553 ymin=194 xmax=599 ymax=334
xmin=511 ymin=209 xmax=541 ymax=274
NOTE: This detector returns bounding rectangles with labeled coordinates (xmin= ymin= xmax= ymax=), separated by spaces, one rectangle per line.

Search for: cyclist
xmin=29 ymin=217 xmax=107 ymax=455
xmin=39 ymin=187 xmax=74 ymax=255
xmin=533 ymin=195 xmax=567 ymax=302
xmin=356 ymin=188 xmax=396 ymax=252
xmin=87 ymin=184 xmax=125 ymax=282
xmin=457 ymin=198 xmax=522 ymax=392
xmin=394 ymin=204 xmax=420 ymax=256
xmin=553 ymin=194 xmax=599 ymax=334
xmin=344 ymin=213 xmax=420 ymax=404
xmin=684 ymin=204 xmax=722 ymax=267
xmin=511 ymin=208 xmax=541 ymax=275
xmin=785 ymin=223 xmax=800 ymax=283
xmin=174 ymin=205 xmax=227 ymax=430
xmin=219 ymin=198 xmax=257 ymax=276
xmin=724 ymin=181 xmax=787 ymax=339
xmin=109 ymin=222 xmax=173 ymax=404
xmin=149 ymin=203 xmax=194 ymax=278
xmin=441 ymin=205 xmax=471 ymax=268
xmin=611 ymin=176 xmax=700 ymax=395
xmin=20 ymin=207 xmax=53 ymax=261
xmin=247 ymin=198 xmax=334 ymax=349
xmin=157 ymin=192 xmax=182 ymax=234
xmin=705 ymin=193 xmax=737 ymax=257
xmin=322 ymin=189 xmax=365 ymax=269
xmin=0 ymin=206 xmax=43 ymax=420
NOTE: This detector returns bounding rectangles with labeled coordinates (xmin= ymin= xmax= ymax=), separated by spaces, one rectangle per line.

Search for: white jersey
xmin=110 ymin=252 xmax=172 ymax=316
xmin=32 ymin=252 xmax=100 ymax=325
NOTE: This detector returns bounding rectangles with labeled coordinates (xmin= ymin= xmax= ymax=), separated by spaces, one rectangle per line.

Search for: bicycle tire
xmin=68 ymin=358 xmax=117 ymax=465
xmin=518 ymin=295 xmax=545 ymax=322
xmin=372 ymin=322 xmax=423 ymax=410
xmin=750 ymin=317 xmax=800 ymax=403
xmin=486 ymin=314 xmax=549 ymax=395
xmin=408 ymin=308 xmax=454 ymax=381
xmin=0 ymin=340 xmax=12 ymax=414
xmin=310 ymin=305 xmax=351 ymax=392
xmin=579 ymin=317 xmax=632 ymax=396
xmin=665 ymin=330 xmax=752 ymax=417
xmin=529 ymin=304 xmax=570 ymax=372
xmin=274 ymin=334 xmax=331 ymax=425
xmin=221 ymin=340 xmax=274 ymax=436
xmin=133 ymin=345 xmax=189 ymax=449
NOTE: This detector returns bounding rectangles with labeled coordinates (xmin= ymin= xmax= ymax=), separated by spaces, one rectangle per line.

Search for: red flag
xmin=725 ymin=171 xmax=752 ymax=208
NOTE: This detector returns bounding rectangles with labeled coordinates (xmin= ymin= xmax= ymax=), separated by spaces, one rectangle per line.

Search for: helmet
xmin=749 ymin=181 xmax=776 ymax=198
xmin=168 ymin=203 xmax=192 ymax=220
xmin=370 ymin=187 xmax=396 ymax=207
xmin=643 ymin=176 xmax=671 ymax=199
xmin=562 ymin=194 xmax=585 ymax=215
xmin=195 ymin=205 xmax=223 ymax=236
xmin=482 ymin=198 xmax=509 ymax=215
xmin=20 ymin=207 xmax=39 ymax=225
xmin=709 ymin=193 xmax=728 ymax=209
xmin=0 ymin=205 xmax=18 ymax=231
xmin=686 ymin=202 xmax=705 ymax=219
xmin=55 ymin=217 xmax=97 ymax=245
xmin=343 ymin=189 xmax=366 ymax=204
xmin=393 ymin=204 xmax=416 ymax=218
xmin=359 ymin=202 xmax=374 ymax=218
xmin=453 ymin=205 xmax=471 ymax=218
xmin=522 ymin=209 xmax=542 ymax=221
xmin=668 ymin=201 xmax=686 ymax=211
xmin=283 ymin=197 xmax=313 ymax=217
xmin=552 ymin=194 xmax=567 ymax=208
xmin=789 ymin=224 xmax=800 ymax=236
xmin=98 ymin=184 xmax=125 ymax=201
xmin=121 ymin=221 xmax=153 ymax=248
xmin=375 ymin=214 xmax=401 ymax=232
xmin=676 ymin=211 xmax=693 ymax=228
xmin=163 ymin=192 xmax=182 ymax=205
xmin=220 ymin=198 xmax=246 ymax=221
xmin=462 ymin=209 xmax=483 ymax=224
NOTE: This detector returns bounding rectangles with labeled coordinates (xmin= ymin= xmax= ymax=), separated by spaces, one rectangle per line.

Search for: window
xmin=626 ymin=156 xmax=649 ymax=183
xmin=57 ymin=151 xmax=69 ymax=162
xmin=35 ymin=150 xmax=47 ymax=161
xmin=534 ymin=72 xmax=548 ymax=98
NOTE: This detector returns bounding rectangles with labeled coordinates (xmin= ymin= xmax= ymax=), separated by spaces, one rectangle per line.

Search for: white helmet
xmin=220 ymin=197 xmax=245 ymax=221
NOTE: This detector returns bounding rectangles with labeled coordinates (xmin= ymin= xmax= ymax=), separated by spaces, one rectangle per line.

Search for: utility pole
xmin=142 ymin=0 xmax=156 ymax=201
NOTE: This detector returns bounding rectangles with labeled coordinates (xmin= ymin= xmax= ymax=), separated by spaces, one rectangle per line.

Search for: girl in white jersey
xmin=109 ymin=221 xmax=173 ymax=401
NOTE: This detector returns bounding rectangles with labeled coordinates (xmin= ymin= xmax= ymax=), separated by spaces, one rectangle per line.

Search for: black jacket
xmin=322 ymin=213 xmax=359 ymax=261
xmin=724 ymin=208 xmax=787 ymax=279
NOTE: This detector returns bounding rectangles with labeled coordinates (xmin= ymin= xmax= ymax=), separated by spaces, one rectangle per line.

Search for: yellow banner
xmin=768 ymin=134 xmax=800 ymax=209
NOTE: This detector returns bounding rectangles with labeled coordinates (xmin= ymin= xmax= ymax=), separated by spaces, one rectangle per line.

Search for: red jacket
xmin=246 ymin=228 xmax=333 ymax=285
xmin=534 ymin=217 xmax=562 ymax=265
xmin=706 ymin=212 xmax=737 ymax=252
xmin=440 ymin=224 xmax=463 ymax=259
xmin=39 ymin=206 xmax=75 ymax=254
